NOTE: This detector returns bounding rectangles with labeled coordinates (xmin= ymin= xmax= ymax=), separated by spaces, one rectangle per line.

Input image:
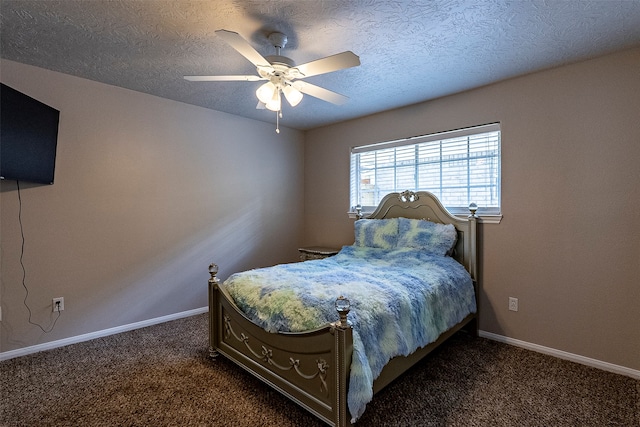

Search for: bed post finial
xmin=209 ymin=263 xmax=220 ymax=287
xmin=468 ymin=202 xmax=478 ymax=218
xmin=335 ymin=296 xmax=351 ymax=327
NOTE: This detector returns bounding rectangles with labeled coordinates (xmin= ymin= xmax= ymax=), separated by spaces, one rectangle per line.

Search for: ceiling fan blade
xmin=184 ymin=75 xmax=263 ymax=82
xmin=294 ymin=51 xmax=360 ymax=78
xmin=291 ymin=81 xmax=349 ymax=105
xmin=215 ymin=29 xmax=271 ymax=68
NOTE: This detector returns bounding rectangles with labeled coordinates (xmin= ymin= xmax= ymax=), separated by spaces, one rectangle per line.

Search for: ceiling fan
xmin=184 ymin=29 xmax=360 ymax=132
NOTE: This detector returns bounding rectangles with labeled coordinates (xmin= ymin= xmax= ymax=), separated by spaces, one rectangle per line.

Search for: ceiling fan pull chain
xmin=276 ymin=110 xmax=280 ymax=133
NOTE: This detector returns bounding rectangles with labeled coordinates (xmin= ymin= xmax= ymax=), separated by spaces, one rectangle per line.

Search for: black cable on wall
xmin=16 ymin=180 xmax=61 ymax=333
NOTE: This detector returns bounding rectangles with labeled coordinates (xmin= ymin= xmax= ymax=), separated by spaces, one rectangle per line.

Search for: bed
xmin=208 ymin=190 xmax=478 ymax=426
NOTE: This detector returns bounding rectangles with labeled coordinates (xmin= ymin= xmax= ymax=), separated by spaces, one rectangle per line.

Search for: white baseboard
xmin=479 ymin=330 xmax=640 ymax=380
xmin=0 ymin=307 xmax=208 ymax=361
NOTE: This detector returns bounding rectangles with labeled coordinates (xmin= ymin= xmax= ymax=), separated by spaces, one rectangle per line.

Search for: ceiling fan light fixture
xmin=265 ymin=87 xmax=282 ymax=112
xmin=282 ymin=84 xmax=303 ymax=107
xmin=256 ymin=82 xmax=277 ymax=104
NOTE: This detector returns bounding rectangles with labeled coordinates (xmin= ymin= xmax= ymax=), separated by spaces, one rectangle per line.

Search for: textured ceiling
xmin=2 ymin=0 xmax=640 ymax=130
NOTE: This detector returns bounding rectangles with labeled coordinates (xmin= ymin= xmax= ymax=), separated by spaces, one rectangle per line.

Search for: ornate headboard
xmin=365 ymin=190 xmax=478 ymax=282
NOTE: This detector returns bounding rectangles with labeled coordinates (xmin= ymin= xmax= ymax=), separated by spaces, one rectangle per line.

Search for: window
xmin=350 ymin=123 xmax=501 ymax=216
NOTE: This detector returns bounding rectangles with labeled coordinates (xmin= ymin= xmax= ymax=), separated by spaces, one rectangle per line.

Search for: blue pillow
xmin=396 ymin=217 xmax=457 ymax=256
xmin=354 ymin=218 xmax=399 ymax=249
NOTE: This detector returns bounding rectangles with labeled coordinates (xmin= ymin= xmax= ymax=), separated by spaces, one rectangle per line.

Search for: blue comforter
xmin=222 ymin=245 xmax=476 ymax=422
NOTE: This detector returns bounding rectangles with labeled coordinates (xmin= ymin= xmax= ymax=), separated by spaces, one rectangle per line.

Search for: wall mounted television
xmin=1 ymin=83 xmax=60 ymax=185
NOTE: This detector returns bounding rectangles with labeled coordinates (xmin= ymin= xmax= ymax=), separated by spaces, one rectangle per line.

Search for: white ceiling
xmin=2 ymin=0 xmax=640 ymax=130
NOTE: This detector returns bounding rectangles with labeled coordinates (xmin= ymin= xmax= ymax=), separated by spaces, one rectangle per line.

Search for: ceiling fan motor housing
xmin=259 ymin=55 xmax=303 ymax=83
xmin=265 ymin=55 xmax=295 ymax=68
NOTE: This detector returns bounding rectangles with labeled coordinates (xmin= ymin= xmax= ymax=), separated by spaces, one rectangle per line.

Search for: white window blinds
xmin=350 ymin=123 xmax=501 ymax=215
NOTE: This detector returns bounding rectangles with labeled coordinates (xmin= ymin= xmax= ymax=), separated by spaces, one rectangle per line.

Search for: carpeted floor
xmin=1 ymin=313 xmax=638 ymax=426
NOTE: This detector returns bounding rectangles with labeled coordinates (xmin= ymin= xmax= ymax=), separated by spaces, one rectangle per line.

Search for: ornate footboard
xmin=208 ymin=264 xmax=354 ymax=427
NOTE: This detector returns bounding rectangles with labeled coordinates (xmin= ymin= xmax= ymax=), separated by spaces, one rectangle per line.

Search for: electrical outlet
xmin=508 ymin=297 xmax=518 ymax=312
xmin=52 ymin=297 xmax=64 ymax=312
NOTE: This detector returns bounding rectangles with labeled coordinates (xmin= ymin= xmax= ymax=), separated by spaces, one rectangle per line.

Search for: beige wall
xmin=0 ymin=60 xmax=304 ymax=353
xmin=304 ymin=48 xmax=640 ymax=371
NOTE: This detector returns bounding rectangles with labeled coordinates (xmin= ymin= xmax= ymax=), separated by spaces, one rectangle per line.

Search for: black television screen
xmin=1 ymin=83 xmax=60 ymax=185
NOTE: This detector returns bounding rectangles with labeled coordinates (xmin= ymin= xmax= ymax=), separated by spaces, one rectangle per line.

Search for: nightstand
xmin=298 ymin=246 xmax=339 ymax=261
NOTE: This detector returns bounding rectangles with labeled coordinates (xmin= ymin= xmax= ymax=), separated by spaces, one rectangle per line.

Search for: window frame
xmin=350 ymin=123 xmax=502 ymax=221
